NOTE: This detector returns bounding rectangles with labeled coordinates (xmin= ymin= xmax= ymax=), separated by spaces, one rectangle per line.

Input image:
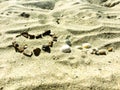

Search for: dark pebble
xmin=42 ymin=30 xmax=51 ymax=36
xmin=36 ymin=34 xmax=42 ymax=39
xmin=33 ymin=48 xmax=41 ymax=56
xmin=20 ymin=12 xmax=30 ymax=18
xmin=42 ymin=45 xmax=51 ymax=53
xmin=29 ymin=35 xmax=35 ymax=39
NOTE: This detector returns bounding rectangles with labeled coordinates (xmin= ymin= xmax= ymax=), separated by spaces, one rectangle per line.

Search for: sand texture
xmin=0 ymin=0 xmax=120 ymax=90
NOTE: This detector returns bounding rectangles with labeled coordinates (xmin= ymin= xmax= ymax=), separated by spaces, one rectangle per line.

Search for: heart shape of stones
xmin=12 ymin=30 xmax=57 ymax=57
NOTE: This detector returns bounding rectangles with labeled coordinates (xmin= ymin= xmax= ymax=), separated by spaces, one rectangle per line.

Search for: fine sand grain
xmin=0 ymin=0 xmax=120 ymax=90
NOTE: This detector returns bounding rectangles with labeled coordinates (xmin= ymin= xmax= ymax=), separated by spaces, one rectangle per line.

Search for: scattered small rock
xmin=42 ymin=30 xmax=51 ymax=36
xmin=36 ymin=34 xmax=42 ymax=39
xmin=82 ymin=43 xmax=91 ymax=49
xmin=33 ymin=48 xmax=41 ymax=56
xmin=108 ymin=47 xmax=114 ymax=52
xmin=95 ymin=49 xmax=107 ymax=55
xmin=60 ymin=45 xmax=71 ymax=53
xmin=42 ymin=45 xmax=51 ymax=53
xmin=20 ymin=12 xmax=30 ymax=18
xmin=29 ymin=35 xmax=35 ymax=39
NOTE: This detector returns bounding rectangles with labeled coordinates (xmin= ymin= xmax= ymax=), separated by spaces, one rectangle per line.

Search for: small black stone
xmin=36 ymin=34 xmax=42 ymax=39
xmin=42 ymin=30 xmax=51 ymax=36
xmin=20 ymin=12 xmax=30 ymax=18
xmin=33 ymin=48 xmax=41 ymax=56
xmin=42 ymin=45 xmax=51 ymax=53
xmin=29 ymin=35 xmax=35 ymax=39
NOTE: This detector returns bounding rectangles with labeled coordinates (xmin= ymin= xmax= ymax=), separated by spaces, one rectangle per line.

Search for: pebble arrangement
xmin=12 ymin=30 xmax=57 ymax=57
xmin=61 ymin=40 xmax=114 ymax=56
xmin=76 ymin=43 xmax=114 ymax=55
xmin=12 ymin=31 xmax=114 ymax=57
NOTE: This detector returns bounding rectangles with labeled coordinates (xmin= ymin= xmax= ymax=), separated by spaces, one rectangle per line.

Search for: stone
xmin=95 ymin=49 xmax=107 ymax=55
xmin=33 ymin=48 xmax=41 ymax=56
xmin=42 ymin=45 xmax=51 ymax=53
xmin=20 ymin=12 xmax=30 ymax=18
xmin=65 ymin=39 xmax=72 ymax=46
xmin=36 ymin=34 xmax=42 ymax=39
xmin=29 ymin=35 xmax=35 ymax=39
xmin=42 ymin=30 xmax=51 ymax=36
xmin=82 ymin=43 xmax=91 ymax=49
xmin=108 ymin=47 xmax=114 ymax=52
xmin=60 ymin=45 xmax=71 ymax=53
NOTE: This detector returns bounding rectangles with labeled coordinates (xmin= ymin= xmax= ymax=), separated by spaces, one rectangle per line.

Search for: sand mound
xmin=0 ymin=0 xmax=120 ymax=90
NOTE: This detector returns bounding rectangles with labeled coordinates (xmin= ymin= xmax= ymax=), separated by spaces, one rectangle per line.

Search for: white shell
xmin=82 ymin=43 xmax=91 ymax=49
xmin=60 ymin=45 xmax=71 ymax=53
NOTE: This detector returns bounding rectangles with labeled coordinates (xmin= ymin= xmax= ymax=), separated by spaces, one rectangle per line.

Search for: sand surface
xmin=0 ymin=0 xmax=120 ymax=90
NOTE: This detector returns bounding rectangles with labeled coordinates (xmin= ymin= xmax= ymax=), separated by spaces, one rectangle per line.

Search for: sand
xmin=0 ymin=0 xmax=120 ymax=90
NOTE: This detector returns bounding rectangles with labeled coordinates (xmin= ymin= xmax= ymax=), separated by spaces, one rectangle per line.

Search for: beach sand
xmin=0 ymin=0 xmax=120 ymax=90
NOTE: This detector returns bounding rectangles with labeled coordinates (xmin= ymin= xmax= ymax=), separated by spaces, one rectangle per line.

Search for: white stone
xmin=97 ymin=49 xmax=107 ymax=55
xmin=60 ymin=45 xmax=71 ymax=53
xmin=82 ymin=43 xmax=91 ymax=49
